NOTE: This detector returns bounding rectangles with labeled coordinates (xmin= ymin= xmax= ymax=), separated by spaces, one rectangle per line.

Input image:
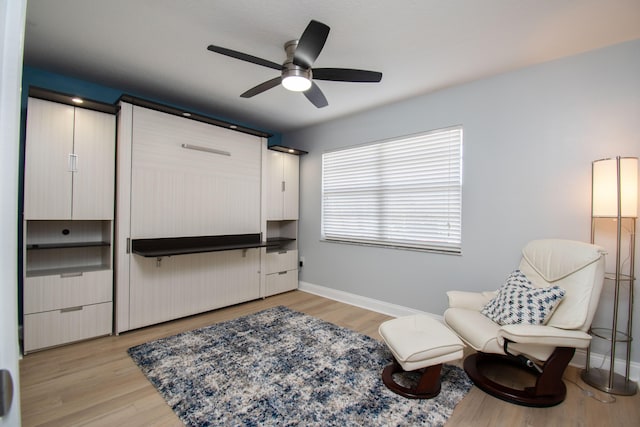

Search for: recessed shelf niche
xmin=25 ymin=220 xmax=112 ymax=277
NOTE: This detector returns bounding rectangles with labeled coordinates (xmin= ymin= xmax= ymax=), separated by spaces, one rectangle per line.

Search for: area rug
xmin=128 ymin=306 xmax=472 ymax=426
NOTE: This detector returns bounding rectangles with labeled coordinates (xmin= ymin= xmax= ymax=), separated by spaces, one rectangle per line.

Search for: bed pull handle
xmin=181 ymin=143 xmax=230 ymax=157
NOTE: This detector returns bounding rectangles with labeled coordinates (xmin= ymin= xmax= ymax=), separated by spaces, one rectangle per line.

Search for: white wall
xmin=0 ymin=0 xmax=25 ymax=424
xmin=283 ymin=39 xmax=640 ymax=362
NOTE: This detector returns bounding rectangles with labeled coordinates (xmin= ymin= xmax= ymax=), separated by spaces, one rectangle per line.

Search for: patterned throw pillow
xmin=481 ymin=270 xmax=566 ymax=325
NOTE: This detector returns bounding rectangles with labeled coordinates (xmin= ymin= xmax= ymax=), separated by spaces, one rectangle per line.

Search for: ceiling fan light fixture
xmin=282 ymin=75 xmax=311 ymax=92
xmin=281 ymin=63 xmax=312 ymax=92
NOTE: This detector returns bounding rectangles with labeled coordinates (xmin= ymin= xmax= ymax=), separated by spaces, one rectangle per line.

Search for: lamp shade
xmin=592 ymin=157 xmax=638 ymax=218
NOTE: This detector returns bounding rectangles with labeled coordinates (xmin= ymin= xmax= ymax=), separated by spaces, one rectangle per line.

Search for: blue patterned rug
xmin=128 ymin=306 xmax=472 ymax=426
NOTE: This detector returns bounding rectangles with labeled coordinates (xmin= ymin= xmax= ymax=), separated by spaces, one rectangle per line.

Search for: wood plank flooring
xmin=20 ymin=290 xmax=640 ymax=426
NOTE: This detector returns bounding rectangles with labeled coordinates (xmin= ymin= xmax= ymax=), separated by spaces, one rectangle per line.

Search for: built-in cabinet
xmin=22 ymin=93 xmax=115 ymax=353
xmin=264 ymin=241 xmax=299 ymax=297
xmin=24 ymin=97 xmax=115 ymax=220
xmin=266 ymin=150 xmax=299 ymax=220
xmin=263 ymin=148 xmax=300 ymax=297
xmin=21 ymin=91 xmax=302 ymax=343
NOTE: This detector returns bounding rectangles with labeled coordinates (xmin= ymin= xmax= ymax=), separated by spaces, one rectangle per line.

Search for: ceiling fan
xmin=207 ymin=20 xmax=383 ymax=108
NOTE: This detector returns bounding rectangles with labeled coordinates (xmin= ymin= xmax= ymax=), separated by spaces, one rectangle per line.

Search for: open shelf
xmin=265 ymin=237 xmax=296 ymax=252
xmin=590 ymin=327 xmax=632 ymax=343
xmin=25 ymin=219 xmax=113 ymax=278
xmin=604 ymin=273 xmax=634 ymax=282
xmin=27 ymin=241 xmax=110 ymax=250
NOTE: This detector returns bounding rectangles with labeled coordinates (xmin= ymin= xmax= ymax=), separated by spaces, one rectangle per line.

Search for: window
xmin=321 ymin=126 xmax=462 ymax=253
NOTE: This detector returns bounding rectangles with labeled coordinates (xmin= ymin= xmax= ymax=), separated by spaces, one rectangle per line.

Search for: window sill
xmin=320 ymin=238 xmax=461 ymax=255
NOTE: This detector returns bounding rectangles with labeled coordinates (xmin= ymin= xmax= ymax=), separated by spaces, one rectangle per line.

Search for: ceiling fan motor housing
xmin=281 ymin=40 xmax=312 ymax=91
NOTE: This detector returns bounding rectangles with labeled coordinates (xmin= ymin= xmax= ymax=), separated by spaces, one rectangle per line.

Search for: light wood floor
xmin=20 ymin=290 xmax=640 ymax=426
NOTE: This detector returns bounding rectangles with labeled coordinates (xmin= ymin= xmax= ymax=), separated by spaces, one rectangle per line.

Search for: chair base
xmin=382 ymin=358 xmax=443 ymax=399
xmin=464 ymin=347 xmax=575 ymax=407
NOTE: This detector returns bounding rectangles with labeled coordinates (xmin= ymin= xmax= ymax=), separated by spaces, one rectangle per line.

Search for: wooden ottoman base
xmin=382 ymin=357 xmax=443 ymax=399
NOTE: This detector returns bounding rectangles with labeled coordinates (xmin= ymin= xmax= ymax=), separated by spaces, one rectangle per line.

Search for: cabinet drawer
xmin=23 ymin=302 xmax=112 ymax=353
xmin=24 ymin=269 xmax=112 ymax=314
xmin=265 ymin=249 xmax=298 ymax=274
xmin=265 ymin=269 xmax=298 ymax=297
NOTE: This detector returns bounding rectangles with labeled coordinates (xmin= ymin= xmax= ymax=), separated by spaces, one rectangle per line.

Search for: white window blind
xmin=322 ymin=126 xmax=462 ymax=253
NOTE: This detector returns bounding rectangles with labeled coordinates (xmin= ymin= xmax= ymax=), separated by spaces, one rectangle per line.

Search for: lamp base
xmin=581 ymin=368 xmax=637 ymax=396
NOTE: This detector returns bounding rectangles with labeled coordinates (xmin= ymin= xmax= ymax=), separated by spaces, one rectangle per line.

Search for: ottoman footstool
xmin=379 ymin=314 xmax=464 ymax=399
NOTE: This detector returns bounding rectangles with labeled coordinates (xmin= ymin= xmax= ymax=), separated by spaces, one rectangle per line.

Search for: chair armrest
xmin=446 ymin=291 xmax=495 ymax=311
xmin=498 ymin=325 xmax=592 ymax=349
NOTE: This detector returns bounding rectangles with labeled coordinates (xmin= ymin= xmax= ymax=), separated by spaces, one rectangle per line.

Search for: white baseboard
xmin=573 ymin=349 xmax=640 ymax=382
xmin=298 ymin=281 xmax=640 ymax=382
xmin=299 ymin=281 xmax=440 ymax=320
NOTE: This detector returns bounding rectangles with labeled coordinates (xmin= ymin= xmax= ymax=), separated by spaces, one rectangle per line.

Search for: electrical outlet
xmin=299 ymin=256 xmax=305 ymax=268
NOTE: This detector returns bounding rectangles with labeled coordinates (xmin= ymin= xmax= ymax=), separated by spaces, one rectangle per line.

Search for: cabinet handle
xmin=282 ymin=181 xmax=286 ymax=192
xmin=278 ymin=271 xmax=288 ymax=275
xmin=60 ymin=272 xmax=83 ymax=278
xmin=68 ymin=153 xmax=78 ymax=172
xmin=60 ymin=306 xmax=83 ymax=313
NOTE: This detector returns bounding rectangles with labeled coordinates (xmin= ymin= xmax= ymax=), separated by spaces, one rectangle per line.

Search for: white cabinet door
xmin=266 ymin=150 xmax=284 ymax=220
xmin=282 ymin=153 xmax=299 ymax=220
xmin=72 ymin=108 xmax=115 ymax=219
xmin=24 ymin=98 xmax=115 ymax=220
xmin=266 ymin=151 xmax=299 ymax=220
xmin=24 ymin=98 xmax=74 ymax=219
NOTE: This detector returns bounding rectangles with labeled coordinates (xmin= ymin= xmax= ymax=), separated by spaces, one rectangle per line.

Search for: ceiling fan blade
xmin=303 ymin=82 xmax=328 ymax=108
xmin=207 ymin=45 xmax=282 ymax=70
xmin=313 ymin=68 xmax=382 ymax=83
xmin=293 ymin=20 xmax=330 ymax=68
xmin=240 ymin=77 xmax=282 ymax=98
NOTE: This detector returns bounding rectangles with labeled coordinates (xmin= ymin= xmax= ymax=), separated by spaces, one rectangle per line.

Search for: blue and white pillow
xmin=481 ymin=270 xmax=566 ymax=325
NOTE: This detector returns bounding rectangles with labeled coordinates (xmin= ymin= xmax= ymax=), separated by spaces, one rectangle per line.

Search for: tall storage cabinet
xmin=22 ymin=92 xmax=116 ymax=353
xmin=263 ymin=148 xmax=301 ymax=296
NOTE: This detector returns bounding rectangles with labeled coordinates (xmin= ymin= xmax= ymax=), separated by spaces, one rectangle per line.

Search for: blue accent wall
xmin=22 ymin=67 xmax=123 ymax=107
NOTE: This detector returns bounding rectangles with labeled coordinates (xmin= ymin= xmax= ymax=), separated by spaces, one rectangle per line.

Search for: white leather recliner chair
xmin=444 ymin=239 xmax=606 ymax=407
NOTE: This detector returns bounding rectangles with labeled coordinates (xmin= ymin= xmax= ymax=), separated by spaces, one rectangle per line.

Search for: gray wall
xmin=283 ymin=40 xmax=640 ymax=361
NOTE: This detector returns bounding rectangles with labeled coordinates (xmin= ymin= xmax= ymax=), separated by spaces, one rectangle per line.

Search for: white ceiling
xmin=23 ymin=0 xmax=640 ymax=134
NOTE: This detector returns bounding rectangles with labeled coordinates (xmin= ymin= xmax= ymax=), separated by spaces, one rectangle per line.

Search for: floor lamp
xmin=582 ymin=156 xmax=638 ymax=395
